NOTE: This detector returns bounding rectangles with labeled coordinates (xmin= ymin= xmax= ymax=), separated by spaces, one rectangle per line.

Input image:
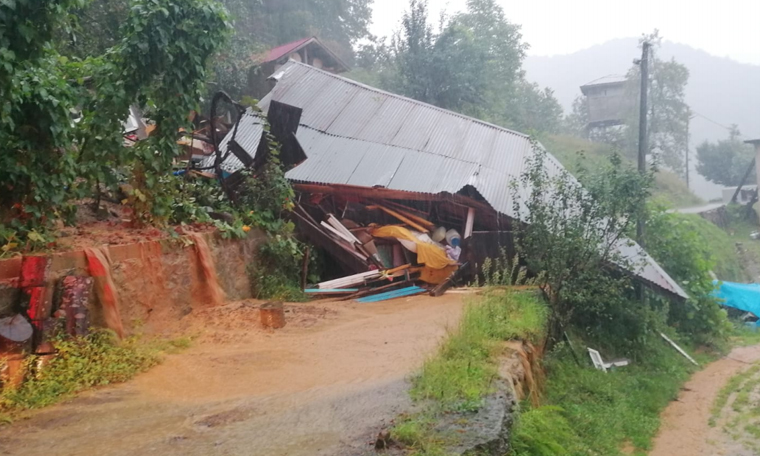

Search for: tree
xmin=55 ymin=0 xmax=129 ymax=59
xmin=513 ymin=148 xmax=652 ymax=343
xmin=696 ymin=126 xmax=755 ymax=187
xmin=0 ymin=0 xmax=230 ymax=241
xmin=354 ymin=0 xmax=562 ymax=134
xmin=621 ymin=32 xmax=690 ymax=174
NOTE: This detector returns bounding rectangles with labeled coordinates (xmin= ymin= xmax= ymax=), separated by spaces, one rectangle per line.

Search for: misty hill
xmin=524 ymin=38 xmax=760 ymax=200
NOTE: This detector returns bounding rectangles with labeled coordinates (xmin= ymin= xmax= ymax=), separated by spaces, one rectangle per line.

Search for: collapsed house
xmin=203 ymin=61 xmax=688 ymax=301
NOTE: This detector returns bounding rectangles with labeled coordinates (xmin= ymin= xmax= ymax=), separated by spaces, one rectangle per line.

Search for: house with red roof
xmin=249 ymin=37 xmax=350 ymax=98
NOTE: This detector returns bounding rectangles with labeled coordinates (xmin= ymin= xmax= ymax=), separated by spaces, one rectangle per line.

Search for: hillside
xmin=543 ymin=134 xmax=703 ymax=209
xmin=525 ymin=38 xmax=760 ymax=200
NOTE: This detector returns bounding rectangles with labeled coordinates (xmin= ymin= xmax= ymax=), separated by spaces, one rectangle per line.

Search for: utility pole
xmin=636 ymin=41 xmax=650 ymax=247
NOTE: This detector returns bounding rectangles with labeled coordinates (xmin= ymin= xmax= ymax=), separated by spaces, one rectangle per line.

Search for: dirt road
xmin=0 ymin=294 xmax=467 ymax=456
xmin=649 ymin=344 xmax=760 ymax=456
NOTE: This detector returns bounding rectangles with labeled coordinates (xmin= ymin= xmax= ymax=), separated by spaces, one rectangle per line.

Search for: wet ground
xmin=649 ymin=344 xmax=760 ymax=456
xmin=0 ymin=294 xmax=468 ymax=456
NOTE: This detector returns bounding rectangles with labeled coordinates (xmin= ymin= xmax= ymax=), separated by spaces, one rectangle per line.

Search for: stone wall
xmin=0 ymin=230 xmax=267 ymax=334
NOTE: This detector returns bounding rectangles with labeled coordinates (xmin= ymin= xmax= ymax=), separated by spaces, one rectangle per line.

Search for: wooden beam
xmin=464 ymin=208 xmax=475 ymax=239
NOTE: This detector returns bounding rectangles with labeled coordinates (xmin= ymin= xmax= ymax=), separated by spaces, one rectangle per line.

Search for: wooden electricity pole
xmin=636 ymin=41 xmax=650 ymax=247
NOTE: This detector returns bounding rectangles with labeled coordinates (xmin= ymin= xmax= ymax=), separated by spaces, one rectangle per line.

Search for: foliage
xmin=479 ymin=249 xmax=544 ymax=287
xmin=645 ymin=208 xmax=733 ymax=345
xmin=696 ymin=125 xmax=755 ymax=187
xmin=627 ymin=34 xmax=691 ymax=175
xmin=55 ymin=0 xmax=129 ymax=58
xmin=393 ymin=290 xmax=547 ymax=455
xmin=512 ymin=147 xmax=652 ymax=343
xmin=1 ymin=0 xmax=231 ymax=248
xmin=541 ymin=134 xmax=703 ymax=208
xmin=353 ymin=0 xmax=562 ymax=135
xmin=165 ymin=177 xmax=227 ymax=225
xmin=411 ymin=290 xmax=547 ymax=411
xmin=510 ymin=406 xmax=583 ymax=456
xmin=247 ymin=232 xmax=311 ymax=302
xmin=0 ymin=330 xmax=187 ymax=413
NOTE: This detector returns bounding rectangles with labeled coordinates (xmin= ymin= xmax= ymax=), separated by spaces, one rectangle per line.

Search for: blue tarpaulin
xmin=712 ymin=280 xmax=760 ymax=317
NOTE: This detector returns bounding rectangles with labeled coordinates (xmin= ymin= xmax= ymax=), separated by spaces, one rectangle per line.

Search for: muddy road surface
xmin=0 ymin=294 xmax=467 ymax=456
xmin=649 ymin=344 xmax=760 ymax=456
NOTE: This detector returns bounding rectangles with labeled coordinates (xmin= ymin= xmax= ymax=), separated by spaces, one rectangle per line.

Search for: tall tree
xmin=696 ymin=126 xmax=755 ymax=187
xmin=355 ymin=0 xmax=562 ymax=134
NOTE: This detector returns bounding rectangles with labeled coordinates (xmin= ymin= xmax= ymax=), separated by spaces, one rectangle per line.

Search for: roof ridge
xmin=275 ymin=61 xmax=531 ymax=140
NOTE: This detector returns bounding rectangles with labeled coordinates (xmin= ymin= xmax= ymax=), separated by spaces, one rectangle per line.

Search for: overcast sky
xmin=370 ymin=0 xmax=760 ymax=65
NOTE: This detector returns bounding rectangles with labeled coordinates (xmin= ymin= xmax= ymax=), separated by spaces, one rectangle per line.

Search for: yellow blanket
xmin=370 ymin=225 xmax=456 ymax=270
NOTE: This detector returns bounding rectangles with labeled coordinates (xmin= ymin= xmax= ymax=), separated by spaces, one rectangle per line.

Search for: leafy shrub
xmin=248 ymin=233 xmax=311 ymax=302
xmin=645 ymin=208 xmax=732 ymax=345
xmin=479 ymin=249 xmax=544 ymax=287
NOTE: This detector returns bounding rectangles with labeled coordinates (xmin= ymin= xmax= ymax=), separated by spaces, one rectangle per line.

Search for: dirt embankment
xmin=0 ymin=294 xmax=467 ymax=456
xmin=649 ymin=344 xmax=760 ymax=456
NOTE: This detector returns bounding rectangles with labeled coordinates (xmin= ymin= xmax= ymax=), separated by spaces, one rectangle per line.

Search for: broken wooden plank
xmin=292 ymin=211 xmax=369 ymax=273
xmin=370 ymin=201 xmax=435 ymax=229
xmin=366 ymin=205 xmax=430 ymax=233
xmin=318 ymin=270 xmax=383 ymax=290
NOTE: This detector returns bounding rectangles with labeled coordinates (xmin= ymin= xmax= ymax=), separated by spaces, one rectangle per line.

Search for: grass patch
xmin=411 ymin=290 xmax=547 ymax=411
xmin=0 ymin=330 xmax=189 ymax=417
xmin=711 ymin=363 xmax=760 ymax=426
xmin=731 ymin=323 xmax=760 ymax=347
xmin=511 ymin=336 xmax=708 ymax=455
xmin=392 ymin=289 xmax=548 ymax=454
xmin=679 ymin=213 xmax=750 ymax=283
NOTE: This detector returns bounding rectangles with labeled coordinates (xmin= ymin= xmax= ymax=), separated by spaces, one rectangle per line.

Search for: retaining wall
xmin=0 ymin=230 xmax=267 ymax=334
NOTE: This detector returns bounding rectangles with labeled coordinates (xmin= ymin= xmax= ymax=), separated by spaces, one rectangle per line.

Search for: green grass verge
xmin=392 ymin=289 xmax=548 ymax=455
xmin=511 ymin=336 xmax=710 ymax=456
xmin=0 ymin=330 xmax=190 ymax=420
xmin=677 ymin=213 xmax=750 ymax=283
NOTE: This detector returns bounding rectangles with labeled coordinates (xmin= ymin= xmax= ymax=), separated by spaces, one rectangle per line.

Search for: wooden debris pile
xmin=294 ymin=196 xmax=471 ymax=302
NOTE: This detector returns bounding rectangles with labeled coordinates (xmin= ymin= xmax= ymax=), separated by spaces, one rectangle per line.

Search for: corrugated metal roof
xmin=212 ymin=61 xmax=687 ymax=300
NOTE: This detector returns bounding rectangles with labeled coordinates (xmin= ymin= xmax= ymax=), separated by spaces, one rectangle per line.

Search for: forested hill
xmin=525 ymin=38 xmax=760 ymax=200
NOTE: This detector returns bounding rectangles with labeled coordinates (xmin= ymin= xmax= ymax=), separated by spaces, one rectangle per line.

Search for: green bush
xmin=645 ymin=208 xmax=733 ymax=345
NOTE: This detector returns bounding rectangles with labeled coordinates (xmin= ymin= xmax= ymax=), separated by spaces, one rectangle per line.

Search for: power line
xmin=691 ymin=111 xmax=741 ymax=137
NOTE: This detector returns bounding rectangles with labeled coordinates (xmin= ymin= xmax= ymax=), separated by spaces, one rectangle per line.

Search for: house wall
xmin=586 ymin=83 xmax=630 ymax=126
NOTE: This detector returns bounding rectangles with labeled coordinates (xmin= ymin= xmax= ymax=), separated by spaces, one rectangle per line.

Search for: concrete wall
xmin=0 ymin=230 xmax=267 ymax=334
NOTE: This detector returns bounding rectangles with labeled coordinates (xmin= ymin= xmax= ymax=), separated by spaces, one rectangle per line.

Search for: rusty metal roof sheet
xmin=212 ymin=61 xmax=687 ymax=300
